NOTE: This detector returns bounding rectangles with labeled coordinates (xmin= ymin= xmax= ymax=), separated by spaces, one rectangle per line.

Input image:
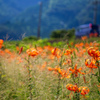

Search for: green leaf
xmin=98 ymin=76 xmax=100 ymax=83
xmin=1 ymin=75 xmax=6 ymax=78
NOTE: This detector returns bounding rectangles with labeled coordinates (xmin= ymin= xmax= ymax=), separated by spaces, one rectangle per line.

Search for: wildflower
xmin=79 ymin=87 xmax=90 ymax=95
xmin=94 ymin=32 xmax=98 ymax=37
xmin=85 ymin=59 xmax=98 ymax=69
xmin=4 ymin=49 xmax=11 ymax=54
xmin=69 ymin=64 xmax=85 ymax=77
xmin=26 ymin=48 xmax=39 ymax=57
xmin=70 ymin=42 xmax=74 ymax=45
xmin=19 ymin=47 xmax=23 ymax=55
xmin=16 ymin=46 xmax=19 ymax=51
xmin=51 ymin=48 xmax=57 ymax=56
xmin=97 ymin=83 xmax=100 ymax=87
xmin=87 ymin=47 xmax=100 ymax=60
xmin=85 ymin=59 xmax=98 ymax=74
xmin=79 ymin=42 xmax=84 ymax=47
xmin=85 ymin=43 xmax=89 ymax=47
xmin=89 ymin=33 xmax=94 ymax=37
xmin=0 ymin=39 xmax=3 ymax=44
xmin=0 ymin=39 xmax=4 ymax=49
xmin=48 ymin=67 xmax=70 ymax=78
xmin=60 ymin=69 xmax=70 ymax=78
xmin=44 ymin=46 xmax=53 ymax=51
xmin=36 ymin=47 xmax=43 ymax=53
xmin=48 ymin=67 xmax=54 ymax=71
xmin=66 ymin=84 xmax=78 ymax=92
xmin=0 ymin=45 xmax=2 ymax=49
xmin=81 ymin=36 xmax=87 ymax=40
xmin=0 ymin=50 xmax=5 ymax=55
xmin=64 ymin=49 xmax=72 ymax=55
xmin=51 ymin=48 xmax=61 ymax=58
xmin=66 ymin=85 xmax=90 ymax=96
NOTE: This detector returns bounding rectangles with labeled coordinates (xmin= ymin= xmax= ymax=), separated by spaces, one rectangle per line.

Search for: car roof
xmin=78 ymin=24 xmax=90 ymax=28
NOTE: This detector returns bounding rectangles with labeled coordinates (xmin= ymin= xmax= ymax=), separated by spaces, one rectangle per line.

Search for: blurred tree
xmin=50 ymin=28 xmax=75 ymax=39
xmin=50 ymin=29 xmax=67 ymax=38
xmin=22 ymin=36 xmax=38 ymax=41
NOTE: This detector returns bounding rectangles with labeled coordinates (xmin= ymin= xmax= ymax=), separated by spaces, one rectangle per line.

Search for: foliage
xmin=50 ymin=29 xmax=67 ymax=39
xmin=67 ymin=28 xmax=75 ymax=39
xmin=50 ymin=28 xmax=75 ymax=39
xmin=22 ymin=36 xmax=39 ymax=41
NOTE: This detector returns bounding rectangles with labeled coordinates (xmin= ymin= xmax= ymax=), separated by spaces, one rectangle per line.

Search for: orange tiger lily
xmin=85 ymin=59 xmax=98 ymax=74
xmin=51 ymin=48 xmax=61 ymax=58
xmin=48 ymin=67 xmax=70 ymax=78
xmin=85 ymin=59 xmax=98 ymax=69
xmin=66 ymin=84 xmax=78 ymax=92
xmin=79 ymin=87 xmax=90 ymax=95
xmin=47 ymin=67 xmax=54 ymax=71
xmin=81 ymin=36 xmax=87 ymax=41
xmin=0 ymin=39 xmax=4 ymax=49
xmin=87 ymin=47 xmax=100 ymax=60
xmin=64 ymin=49 xmax=72 ymax=55
xmin=69 ymin=64 xmax=85 ymax=77
xmin=26 ymin=48 xmax=39 ymax=57
xmin=0 ymin=39 xmax=3 ymax=44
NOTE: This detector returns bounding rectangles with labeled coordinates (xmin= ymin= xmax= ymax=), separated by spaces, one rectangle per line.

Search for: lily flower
xmin=69 ymin=64 xmax=85 ymax=77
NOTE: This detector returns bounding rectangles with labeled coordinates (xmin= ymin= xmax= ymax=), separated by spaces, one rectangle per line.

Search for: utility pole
xmin=37 ymin=2 xmax=42 ymax=38
xmin=92 ymin=0 xmax=100 ymax=24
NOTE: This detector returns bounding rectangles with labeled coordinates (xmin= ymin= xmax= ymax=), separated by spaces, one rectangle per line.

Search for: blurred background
xmin=0 ymin=0 xmax=100 ymax=40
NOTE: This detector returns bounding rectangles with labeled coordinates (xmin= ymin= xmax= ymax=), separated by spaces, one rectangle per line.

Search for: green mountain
xmin=0 ymin=0 xmax=100 ymax=40
xmin=0 ymin=0 xmax=42 ymax=23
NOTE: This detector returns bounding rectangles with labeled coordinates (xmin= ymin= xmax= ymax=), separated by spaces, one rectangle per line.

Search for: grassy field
xmin=0 ymin=37 xmax=100 ymax=100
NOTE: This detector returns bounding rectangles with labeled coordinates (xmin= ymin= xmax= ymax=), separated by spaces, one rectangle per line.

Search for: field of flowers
xmin=0 ymin=38 xmax=100 ymax=100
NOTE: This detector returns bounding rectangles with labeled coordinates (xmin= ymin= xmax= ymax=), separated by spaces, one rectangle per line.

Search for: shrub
xmin=50 ymin=29 xmax=67 ymax=39
xmin=22 ymin=36 xmax=38 ymax=41
xmin=50 ymin=28 xmax=75 ymax=39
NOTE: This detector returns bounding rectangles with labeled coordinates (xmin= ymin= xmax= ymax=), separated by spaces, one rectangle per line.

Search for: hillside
xmin=0 ymin=0 xmax=42 ymax=23
xmin=0 ymin=0 xmax=100 ymax=40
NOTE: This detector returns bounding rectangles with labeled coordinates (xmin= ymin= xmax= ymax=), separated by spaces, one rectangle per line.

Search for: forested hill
xmin=0 ymin=0 xmax=41 ymax=23
xmin=0 ymin=0 xmax=100 ymax=40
